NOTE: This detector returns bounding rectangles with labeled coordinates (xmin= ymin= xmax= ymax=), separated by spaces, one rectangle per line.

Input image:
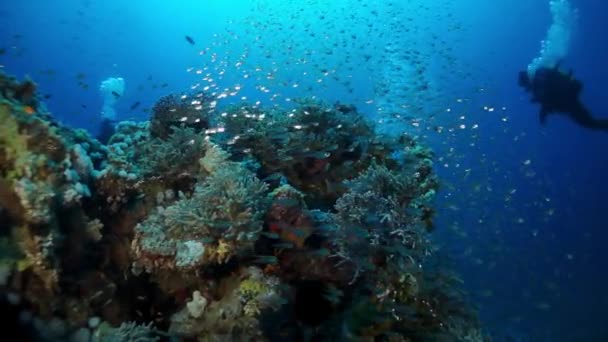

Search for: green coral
xmin=238 ymin=277 xmax=270 ymax=301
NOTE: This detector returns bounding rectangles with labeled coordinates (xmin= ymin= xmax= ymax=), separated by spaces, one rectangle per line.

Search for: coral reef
xmin=0 ymin=72 xmax=486 ymax=341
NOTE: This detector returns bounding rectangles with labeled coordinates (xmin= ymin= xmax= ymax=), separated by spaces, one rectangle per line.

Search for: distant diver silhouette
xmin=518 ymin=65 xmax=608 ymax=132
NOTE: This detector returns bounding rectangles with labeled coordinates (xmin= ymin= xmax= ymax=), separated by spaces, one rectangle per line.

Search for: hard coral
xmin=333 ymin=162 xmax=438 ymax=271
xmin=137 ymin=126 xmax=207 ymax=179
xmin=131 ymin=155 xmax=268 ymax=274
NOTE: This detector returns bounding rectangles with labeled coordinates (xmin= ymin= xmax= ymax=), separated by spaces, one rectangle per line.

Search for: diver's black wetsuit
xmin=96 ymin=118 xmax=116 ymax=144
xmin=518 ymin=66 xmax=608 ymax=131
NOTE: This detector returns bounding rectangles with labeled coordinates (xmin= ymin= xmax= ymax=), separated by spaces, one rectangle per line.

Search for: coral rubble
xmin=0 ymin=72 xmax=486 ymax=341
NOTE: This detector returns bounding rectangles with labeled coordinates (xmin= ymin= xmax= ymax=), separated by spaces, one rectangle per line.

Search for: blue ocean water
xmin=1 ymin=0 xmax=607 ymax=340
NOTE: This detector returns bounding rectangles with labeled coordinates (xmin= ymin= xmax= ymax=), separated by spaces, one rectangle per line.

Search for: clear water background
xmin=1 ymin=0 xmax=607 ymax=340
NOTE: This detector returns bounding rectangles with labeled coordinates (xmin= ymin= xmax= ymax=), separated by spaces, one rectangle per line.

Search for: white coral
xmin=175 ymin=241 xmax=205 ymax=267
xmin=186 ymin=290 xmax=208 ymax=318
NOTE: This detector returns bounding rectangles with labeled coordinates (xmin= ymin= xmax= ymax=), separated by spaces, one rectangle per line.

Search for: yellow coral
xmin=215 ymin=239 xmax=232 ymax=263
xmin=237 ymin=276 xmax=271 ymax=318
xmin=238 ymin=277 xmax=269 ymax=301
xmin=0 ymin=103 xmax=32 ymax=179
xmin=206 ymin=239 xmax=233 ymax=264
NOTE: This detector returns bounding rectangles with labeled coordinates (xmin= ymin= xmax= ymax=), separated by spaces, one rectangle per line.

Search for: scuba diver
xmin=518 ymin=65 xmax=608 ymax=132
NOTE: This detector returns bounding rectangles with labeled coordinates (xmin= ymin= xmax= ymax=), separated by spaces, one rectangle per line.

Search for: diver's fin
xmin=539 ymin=107 xmax=549 ymax=125
xmin=518 ymin=70 xmax=531 ymax=90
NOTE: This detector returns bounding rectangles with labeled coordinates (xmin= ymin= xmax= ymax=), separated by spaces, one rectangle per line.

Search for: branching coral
xmin=132 ymin=153 xmax=268 ymax=273
xmin=136 ymin=126 xmax=208 ymax=178
xmin=324 ymin=160 xmax=441 ymax=336
xmin=333 ymin=163 xmax=437 ymax=264
xmin=12 ymin=224 xmax=60 ymax=296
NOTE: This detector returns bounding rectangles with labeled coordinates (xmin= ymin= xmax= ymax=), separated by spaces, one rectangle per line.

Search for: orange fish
xmin=23 ymin=105 xmax=36 ymax=114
